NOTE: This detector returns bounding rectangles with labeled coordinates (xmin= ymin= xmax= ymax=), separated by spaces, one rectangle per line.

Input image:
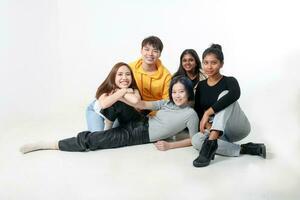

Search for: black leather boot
xmin=193 ymin=138 xmax=218 ymax=167
xmin=240 ymin=142 xmax=266 ymax=159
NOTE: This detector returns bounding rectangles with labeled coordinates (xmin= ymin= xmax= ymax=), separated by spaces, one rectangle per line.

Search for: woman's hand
xmin=205 ymin=122 xmax=212 ymax=130
xmin=99 ymin=88 xmax=128 ymax=109
xmin=154 ymin=141 xmax=171 ymax=151
xmin=200 ymin=107 xmax=215 ymax=133
xmin=121 ymin=88 xmax=141 ymax=106
xmin=200 ymin=113 xmax=209 ymax=133
xmin=109 ymin=88 xmax=126 ymax=96
xmin=126 ymin=88 xmax=134 ymax=93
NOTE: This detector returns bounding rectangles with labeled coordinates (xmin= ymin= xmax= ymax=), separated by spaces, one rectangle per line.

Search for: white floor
xmin=1 ymin=119 xmax=300 ymax=200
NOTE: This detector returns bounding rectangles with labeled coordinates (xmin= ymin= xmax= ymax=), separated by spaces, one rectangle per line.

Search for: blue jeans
xmin=86 ymin=100 xmax=105 ymax=132
xmin=86 ymin=100 xmax=120 ymax=132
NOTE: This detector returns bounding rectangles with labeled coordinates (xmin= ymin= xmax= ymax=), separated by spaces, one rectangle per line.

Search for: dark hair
xmin=202 ymin=44 xmax=224 ymax=63
xmin=141 ymin=36 xmax=163 ymax=52
xmin=169 ymin=75 xmax=194 ymax=104
xmin=95 ymin=62 xmax=138 ymax=99
xmin=173 ymin=49 xmax=202 ymax=79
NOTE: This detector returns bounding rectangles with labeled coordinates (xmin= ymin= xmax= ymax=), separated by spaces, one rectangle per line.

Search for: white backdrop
xmin=1 ymin=0 xmax=299 ymax=161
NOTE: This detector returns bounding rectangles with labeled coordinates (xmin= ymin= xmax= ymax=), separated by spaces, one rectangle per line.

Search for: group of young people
xmin=20 ymin=36 xmax=266 ymax=167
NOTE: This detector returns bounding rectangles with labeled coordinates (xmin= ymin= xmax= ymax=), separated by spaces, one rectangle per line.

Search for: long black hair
xmin=173 ymin=49 xmax=202 ymax=79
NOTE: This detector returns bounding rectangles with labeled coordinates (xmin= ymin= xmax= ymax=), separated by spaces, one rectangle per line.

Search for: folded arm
xmin=120 ymin=89 xmax=141 ymax=106
xmin=99 ymin=88 xmax=140 ymax=109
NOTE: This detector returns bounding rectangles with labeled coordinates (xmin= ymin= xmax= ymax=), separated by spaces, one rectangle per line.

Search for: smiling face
xmin=141 ymin=43 xmax=161 ymax=66
xmin=171 ymin=82 xmax=188 ymax=106
xmin=182 ymin=53 xmax=196 ymax=74
xmin=202 ymin=53 xmax=223 ymax=78
xmin=115 ymin=65 xmax=132 ymax=89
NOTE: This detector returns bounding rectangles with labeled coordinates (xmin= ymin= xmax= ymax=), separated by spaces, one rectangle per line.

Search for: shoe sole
xmin=193 ymin=154 xmax=215 ymax=167
xmin=260 ymin=144 xmax=266 ymax=159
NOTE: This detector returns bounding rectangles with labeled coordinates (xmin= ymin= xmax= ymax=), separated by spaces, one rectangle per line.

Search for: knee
xmin=86 ymin=101 xmax=96 ymax=112
xmin=77 ymin=131 xmax=91 ymax=141
xmin=191 ymin=133 xmax=207 ymax=150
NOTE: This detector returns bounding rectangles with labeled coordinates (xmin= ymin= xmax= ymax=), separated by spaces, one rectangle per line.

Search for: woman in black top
xmin=192 ymin=44 xmax=266 ymax=167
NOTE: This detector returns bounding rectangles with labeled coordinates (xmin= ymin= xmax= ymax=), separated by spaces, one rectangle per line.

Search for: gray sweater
xmin=148 ymin=100 xmax=199 ymax=142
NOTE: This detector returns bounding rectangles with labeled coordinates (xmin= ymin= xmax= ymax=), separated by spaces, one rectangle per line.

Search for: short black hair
xmin=141 ymin=36 xmax=163 ymax=52
xmin=169 ymin=75 xmax=194 ymax=104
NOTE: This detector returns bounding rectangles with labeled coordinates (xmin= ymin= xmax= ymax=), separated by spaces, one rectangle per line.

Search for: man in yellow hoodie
xmin=129 ymin=36 xmax=171 ymax=101
xmin=86 ymin=36 xmax=171 ymax=132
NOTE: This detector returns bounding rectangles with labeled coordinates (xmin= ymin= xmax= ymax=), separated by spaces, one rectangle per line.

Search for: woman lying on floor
xmin=20 ymin=73 xmax=199 ymax=154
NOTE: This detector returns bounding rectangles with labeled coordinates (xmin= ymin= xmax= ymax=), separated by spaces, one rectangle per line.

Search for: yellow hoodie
xmin=129 ymin=58 xmax=171 ymax=101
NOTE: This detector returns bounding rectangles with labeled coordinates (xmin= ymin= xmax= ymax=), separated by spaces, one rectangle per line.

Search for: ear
xmin=157 ymin=52 xmax=161 ymax=58
xmin=220 ymin=62 xmax=224 ymax=68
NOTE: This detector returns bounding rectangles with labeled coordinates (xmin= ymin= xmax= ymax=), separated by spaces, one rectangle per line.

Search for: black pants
xmin=58 ymin=101 xmax=150 ymax=152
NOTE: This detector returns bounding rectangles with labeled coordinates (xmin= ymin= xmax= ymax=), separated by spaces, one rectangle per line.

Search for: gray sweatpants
xmin=192 ymin=91 xmax=251 ymax=157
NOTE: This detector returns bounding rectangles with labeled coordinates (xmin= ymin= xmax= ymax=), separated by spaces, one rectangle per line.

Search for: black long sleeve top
xmin=194 ymin=76 xmax=241 ymax=120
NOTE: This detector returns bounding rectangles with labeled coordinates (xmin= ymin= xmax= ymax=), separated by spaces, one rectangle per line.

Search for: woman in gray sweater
xmin=20 ymin=75 xmax=199 ymax=153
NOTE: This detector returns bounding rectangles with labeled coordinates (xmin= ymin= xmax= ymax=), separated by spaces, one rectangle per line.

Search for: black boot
xmin=193 ymin=138 xmax=218 ymax=167
xmin=240 ymin=142 xmax=266 ymax=159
